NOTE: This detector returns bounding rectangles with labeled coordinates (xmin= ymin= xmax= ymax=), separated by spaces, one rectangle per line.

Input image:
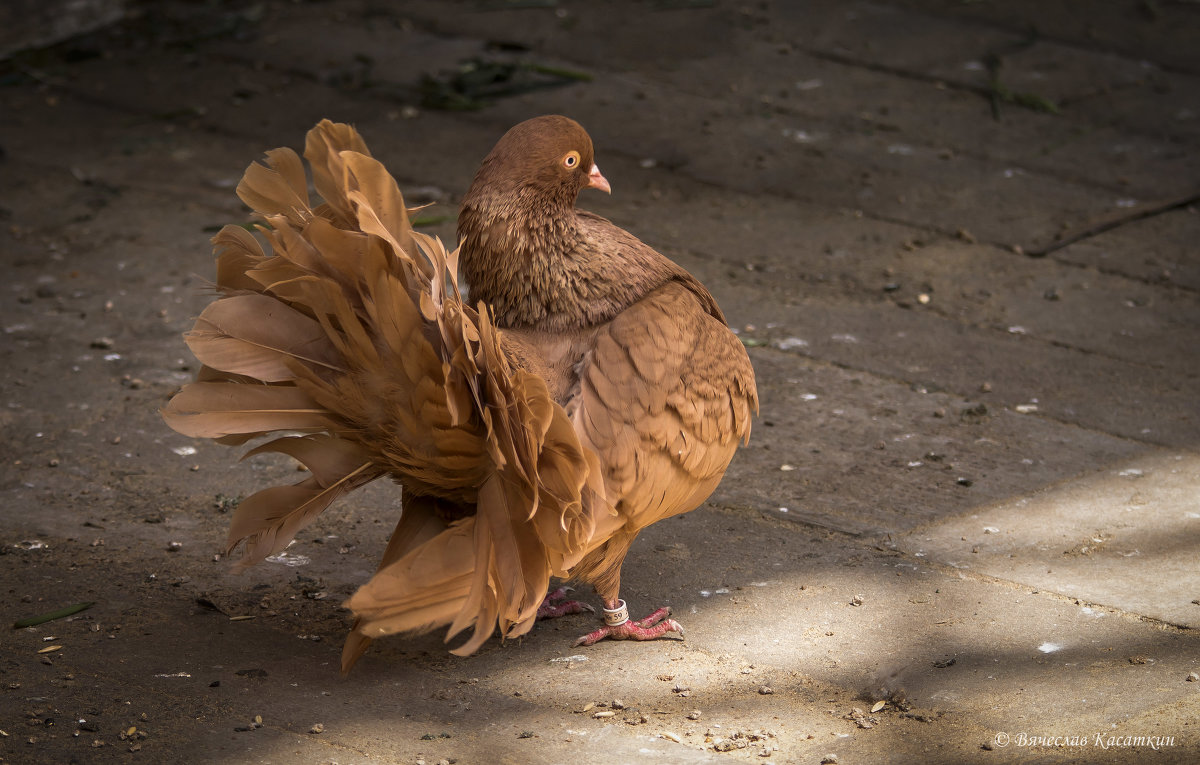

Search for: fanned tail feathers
xmin=162 ymin=120 xmax=606 ymax=660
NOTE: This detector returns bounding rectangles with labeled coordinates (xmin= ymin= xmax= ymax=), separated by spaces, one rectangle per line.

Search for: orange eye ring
xmin=562 ymin=150 xmax=581 ymax=169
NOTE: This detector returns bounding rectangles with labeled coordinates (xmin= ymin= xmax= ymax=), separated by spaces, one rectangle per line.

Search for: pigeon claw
xmin=537 ymin=586 xmax=596 ymax=620
xmin=573 ymin=606 xmax=685 ymax=647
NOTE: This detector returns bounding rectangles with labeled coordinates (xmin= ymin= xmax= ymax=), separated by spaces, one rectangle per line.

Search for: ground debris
xmin=118 ymin=725 xmax=148 ymax=742
xmin=845 ymin=707 xmax=879 ymax=729
xmin=420 ymin=56 xmax=591 ymax=111
xmin=708 ymin=728 xmax=777 ymax=753
xmin=234 ymin=715 xmax=263 ymax=733
xmin=13 ymin=601 xmax=95 ymax=628
xmin=550 ymin=654 xmax=587 ymax=663
xmin=235 ymin=668 xmax=268 ymax=679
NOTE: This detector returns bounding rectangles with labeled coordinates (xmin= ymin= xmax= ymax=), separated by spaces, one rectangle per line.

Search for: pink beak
xmin=587 ymin=163 xmax=611 ymax=194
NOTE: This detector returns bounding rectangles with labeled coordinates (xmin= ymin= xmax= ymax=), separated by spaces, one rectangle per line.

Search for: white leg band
xmin=603 ymin=600 xmax=629 ymax=626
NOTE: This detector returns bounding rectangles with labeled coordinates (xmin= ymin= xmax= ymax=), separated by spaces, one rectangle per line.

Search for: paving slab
xmin=715 ymin=345 xmax=1150 ymax=537
xmin=663 ymin=41 xmax=1200 ymax=204
xmin=730 ymin=295 xmax=1199 ymax=449
xmin=896 ymin=451 xmax=1200 ymax=629
xmin=887 ymin=0 xmax=1200 ymax=73
xmin=1055 ymin=206 xmax=1200 ymax=293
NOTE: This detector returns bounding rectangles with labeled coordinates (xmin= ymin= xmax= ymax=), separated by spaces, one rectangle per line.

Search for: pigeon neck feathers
xmin=458 ymin=115 xmax=690 ymax=332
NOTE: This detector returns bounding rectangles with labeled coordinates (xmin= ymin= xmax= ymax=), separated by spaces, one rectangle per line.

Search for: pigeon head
xmin=470 ymin=115 xmax=610 ymax=208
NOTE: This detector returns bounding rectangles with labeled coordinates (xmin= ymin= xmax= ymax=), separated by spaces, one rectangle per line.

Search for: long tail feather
xmin=162 ymin=382 xmax=335 ymax=439
xmin=186 ymin=294 xmax=344 ymax=381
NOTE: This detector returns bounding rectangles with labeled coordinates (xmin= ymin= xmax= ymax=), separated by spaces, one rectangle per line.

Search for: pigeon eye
xmin=562 ymin=151 xmax=581 ymax=169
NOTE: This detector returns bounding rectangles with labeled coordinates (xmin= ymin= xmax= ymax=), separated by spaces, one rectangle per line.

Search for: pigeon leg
xmin=573 ymin=599 xmax=685 ymax=646
xmin=537 ymin=586 xmax=595 ymax=620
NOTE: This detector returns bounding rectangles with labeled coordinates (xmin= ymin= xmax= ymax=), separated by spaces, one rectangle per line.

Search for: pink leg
xmin=537 ymin=586 xmax=595 ymax=620
xmin=574 ymin=600 xmax=684 ymax=646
